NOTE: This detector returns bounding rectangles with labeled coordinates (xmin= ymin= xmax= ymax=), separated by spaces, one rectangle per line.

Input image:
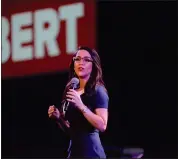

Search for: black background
xmin=2 ymin=1 xmax=177 ymax=158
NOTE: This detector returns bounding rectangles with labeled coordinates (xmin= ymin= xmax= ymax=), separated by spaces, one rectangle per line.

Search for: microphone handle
xmin=64 ymin=86 xmax=75 ymax=111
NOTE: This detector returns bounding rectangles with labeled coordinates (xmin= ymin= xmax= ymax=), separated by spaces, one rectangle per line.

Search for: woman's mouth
xmin=78 ymin=67 xmax=84 ymax=71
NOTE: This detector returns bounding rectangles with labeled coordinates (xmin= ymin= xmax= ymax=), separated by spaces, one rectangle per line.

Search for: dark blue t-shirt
xmin=65 ymin=85 xmax=109 ymax=158
xmin=65 ymin=85 xmax=109 ymax=134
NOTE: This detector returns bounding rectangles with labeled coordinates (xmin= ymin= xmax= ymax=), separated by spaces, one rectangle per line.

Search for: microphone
xmin=64 ymin=77 xmax=79 ymax=111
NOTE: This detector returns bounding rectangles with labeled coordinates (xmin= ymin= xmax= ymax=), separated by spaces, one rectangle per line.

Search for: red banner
xmin=2 ymin=0 xmax=96 ymax=78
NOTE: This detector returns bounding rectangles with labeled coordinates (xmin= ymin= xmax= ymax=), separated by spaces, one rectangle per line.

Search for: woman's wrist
xmin=79 ymin=104 xmax=89 ymax=114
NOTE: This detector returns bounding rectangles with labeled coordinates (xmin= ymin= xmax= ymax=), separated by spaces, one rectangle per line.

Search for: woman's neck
xmin=79 ymin=77 xmax=89 ymax=89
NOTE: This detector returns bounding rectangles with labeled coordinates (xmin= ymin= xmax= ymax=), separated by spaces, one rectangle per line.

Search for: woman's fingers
xmin=66 ymin=94 xmax=74 ymax=99
xmin=48 ymin=110 xmax=54 ymax=114
xmin=48 ymin=105 xmax=61 ymax=119
xmin=69 ymin=89 xmax=75 ymax=92
xmin=48 ymin=108 xmax=54 ymax=113
xmin=48 ymin=105 xmax=56 ymax=115
xmin=67 ymin=91 xmax=75 ymax=96
xmin=48 ymin=106 xmax=54 ymax=111
xmin=66 ymin=98 xmax=73 ymax=102
xmin=48 ymin=110 xmax=57 ymax=117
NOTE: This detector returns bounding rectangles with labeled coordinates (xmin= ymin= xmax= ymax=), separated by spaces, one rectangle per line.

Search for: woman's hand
xmin=48 ymin=105 xmax=60 ymax=120
xmin=66 ymin=89 xmax=84 ymax=110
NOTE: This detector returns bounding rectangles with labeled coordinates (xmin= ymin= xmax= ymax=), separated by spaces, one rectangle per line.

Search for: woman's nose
xmin=78 ymin=59 xmax=85 ymax=64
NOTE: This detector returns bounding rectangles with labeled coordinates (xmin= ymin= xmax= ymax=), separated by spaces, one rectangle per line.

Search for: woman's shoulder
xmin=95 ymin=84 xmax=107 ymax=91
xmin=95 ymin=84 xmax=108 ymax=96
xmin=94 ymin=84 xmax=109 ymax=108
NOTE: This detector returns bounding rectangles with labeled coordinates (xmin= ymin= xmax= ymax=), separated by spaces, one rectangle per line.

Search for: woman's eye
xmin=85 ymin=59 xmax=91 ymax=62
xmin=75 ymin=58 xmax=80 ymax=61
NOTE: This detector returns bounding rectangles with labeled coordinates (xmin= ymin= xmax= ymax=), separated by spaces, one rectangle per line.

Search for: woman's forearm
xmin=56 ymin=116 xmax=70 ymax=134
xmin=79 ymin=105 xmax=106 ymax=132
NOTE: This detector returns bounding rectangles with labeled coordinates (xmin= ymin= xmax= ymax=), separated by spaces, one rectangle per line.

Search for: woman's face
xmin=74 ymin=49 xmax=93 ymax=80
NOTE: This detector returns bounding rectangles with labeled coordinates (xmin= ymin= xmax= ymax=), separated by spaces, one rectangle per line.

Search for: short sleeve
xmin=94 ymin=85 xmax=109 ymax=109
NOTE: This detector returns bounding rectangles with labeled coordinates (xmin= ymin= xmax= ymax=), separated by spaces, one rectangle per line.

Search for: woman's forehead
xmin=76 ymin=49 xmax=91 ymax=57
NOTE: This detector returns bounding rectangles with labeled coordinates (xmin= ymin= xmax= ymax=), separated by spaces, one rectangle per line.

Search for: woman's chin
xmin=78 ymin=74 xmax=88 ymax=79
xmin=78 ymin=75 xmax=85 ymax=78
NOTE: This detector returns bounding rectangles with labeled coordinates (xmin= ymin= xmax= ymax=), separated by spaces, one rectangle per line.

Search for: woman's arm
xmin=48 ymin=105 xmax=70 ymax=134
xmin=79 ymin=106 xmax=108 ymax=132
xmin=56 ymin=115 xmax=70 ymax=133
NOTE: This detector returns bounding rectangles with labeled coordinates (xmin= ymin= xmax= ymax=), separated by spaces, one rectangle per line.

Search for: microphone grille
xmin=71 ymin=77 xmax=79 ymax=85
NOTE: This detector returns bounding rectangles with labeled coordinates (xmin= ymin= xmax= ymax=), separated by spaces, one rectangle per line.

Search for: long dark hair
xmin=62 ymin=46 xmax=107 ymax=100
